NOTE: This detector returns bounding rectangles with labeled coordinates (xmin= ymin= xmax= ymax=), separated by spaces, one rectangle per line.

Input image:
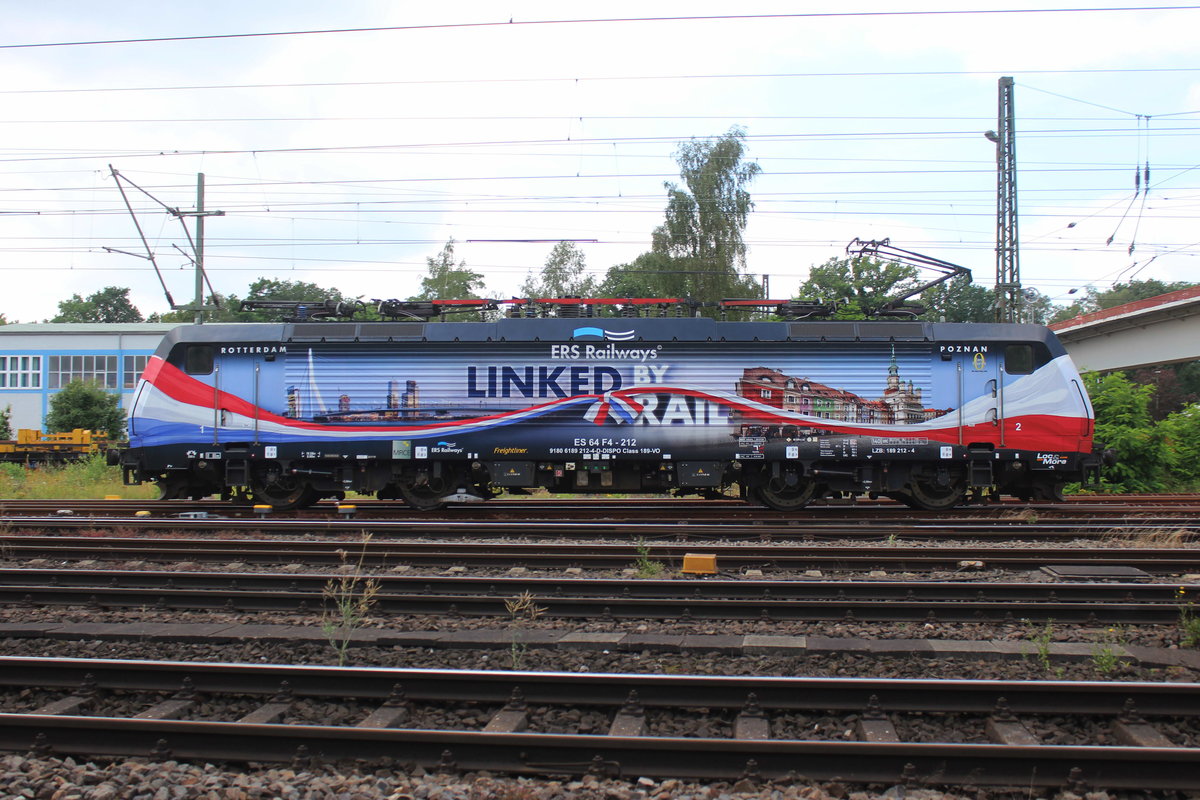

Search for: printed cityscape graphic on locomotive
xmin=119 ymin=303 xmax=1102 ymax=511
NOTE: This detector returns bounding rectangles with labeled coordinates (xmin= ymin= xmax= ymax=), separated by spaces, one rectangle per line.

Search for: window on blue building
xmin=123 ymin=355 xmax=150 ymax=388
xmin=48 ymin=355 xmax=118 ymax=389
xmin=0 ymin=355 xmax=41 ymax=388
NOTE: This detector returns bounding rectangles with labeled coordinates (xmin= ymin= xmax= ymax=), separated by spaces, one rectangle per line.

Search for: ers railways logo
xmin=573 ymin=327 xmax=635 ymax=342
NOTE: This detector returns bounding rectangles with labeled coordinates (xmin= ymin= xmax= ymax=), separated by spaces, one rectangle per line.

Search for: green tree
xmin=1019 ymin=288 xmax=1057 ymax=325
xmin=916 ymin=276 xmax=995 ymax=322
xmin=1129 ymin=367 xmax=1198 ymax=420
xmin=1176 ymin=361 xmax=1200 ymax=399
xmin=1084 ymin=371 xmax=1167 ymax=492
xmin=50 ymin=287 xmax=144 ymax=323
xmin=796 ymin=256 xmax=921 ymax=320
xmin=45 ymin=380 xmax=127 ymax=439
xmin=240 ymin=278 xmax=363 ymax=321
xmin=409 ymin=239 xmax=487 ymax=300
xmin=650 ymin=127 xmax=763 ymax=303
xmin=1049 ymin=303 xmax=1081 ymax=324
xmin=599 ymin=252 xmax=764 ymax=310
xmin=155 ymin=292 xmax=243 ymax=323
xmin=599 ymin=252 xmax=685 ymax=299
xmin=1160 ymin=405 xmax=1200 ymax=488
xmin=1052 ymin=279 xmax=1197 ymax=322
xmin=1091 ymin=279 xmax=1195 ymax=309
xmin=0 ymin=405 xmax=11 ymax=440
xmin=520 ymin=241 xmax=597 ymax=299
xmin=158 ymin=278 xmax=368 ymax=323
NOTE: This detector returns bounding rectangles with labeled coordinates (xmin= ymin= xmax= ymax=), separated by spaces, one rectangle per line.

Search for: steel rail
xmin=4 ymin=568 xmax=1189 ymax=600
xmin=6 ymin=657 xmax=1198 ymax=714
xmin=1 ymin=569 xmax=1194 ymax=623
xmin=0 ymin=658 xmax=1197 ymax=788
xmin=3 ymin=715 xmax=1195 ymax=789
xmin=2 ymin=514 xmax=1197 ymax=543
xmin=4 ymin=536 xmax=1200 ymax=572
xmin=5 ymin=494 xmax=1199 ymax=515
xmin=0 ymin=586 xmax=1182 ymax=623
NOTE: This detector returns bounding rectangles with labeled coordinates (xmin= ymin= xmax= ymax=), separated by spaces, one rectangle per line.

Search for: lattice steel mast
xmin=985 ymin=76 xmax=1020 ymax=323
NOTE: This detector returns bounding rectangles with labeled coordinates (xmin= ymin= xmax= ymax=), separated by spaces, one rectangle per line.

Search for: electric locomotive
xmin=118 ymin=299 xmax=1100 ymax=511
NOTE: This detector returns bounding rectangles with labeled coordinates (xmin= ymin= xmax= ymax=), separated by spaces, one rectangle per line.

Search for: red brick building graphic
xmin=735 ymin=352 xmax=947 ymax=428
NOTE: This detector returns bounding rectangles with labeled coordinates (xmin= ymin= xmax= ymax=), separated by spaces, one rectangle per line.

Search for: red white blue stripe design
xmin=130 ymin=354 xmax=1093 ymax=453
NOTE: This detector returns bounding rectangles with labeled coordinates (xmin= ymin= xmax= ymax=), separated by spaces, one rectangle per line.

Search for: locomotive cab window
xmin=1004 ymin=344 xmax=1033 ymax=375
xmin=184 ymin=345 xmax=214 ymax=375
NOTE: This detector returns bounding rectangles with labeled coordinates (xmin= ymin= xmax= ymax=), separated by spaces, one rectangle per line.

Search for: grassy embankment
xmin=0 ymin=456 xmax=158 ymax=500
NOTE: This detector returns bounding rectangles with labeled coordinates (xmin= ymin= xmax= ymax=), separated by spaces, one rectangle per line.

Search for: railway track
xmin=4 ymin=495 xmax=1200 ymax=525
xmin=2 ymin=568 xmax=1194 ymax=623
xmin=2 ymin=495 xmax=1196 ymax=793
xmin=0 ymin=656 xmax=1196 ymax=789
xmin=4 ymin=534 xmax=1200 ymax=573
xmin=2 ymin=513 xmax=1197 ymax=544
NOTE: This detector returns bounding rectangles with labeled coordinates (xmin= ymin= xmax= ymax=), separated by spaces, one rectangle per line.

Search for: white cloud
xmin=1 ymin=1 xmax=1198 ymax=321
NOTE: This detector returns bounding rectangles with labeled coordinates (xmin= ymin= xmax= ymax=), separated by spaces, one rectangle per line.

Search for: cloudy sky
xmin=2 ymin=1 xmax=1198 ymax=322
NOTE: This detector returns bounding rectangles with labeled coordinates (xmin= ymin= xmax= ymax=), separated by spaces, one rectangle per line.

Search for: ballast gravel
xmin=0 ymin=753 xmax=1157 ymax=800
xmin=1 ymin=635 xmax=1195 ymax=684
xmin=1 ymin=526 xmax=1197 ymax=798
xmin=3 ymin=603 xmax=1197 ymax=649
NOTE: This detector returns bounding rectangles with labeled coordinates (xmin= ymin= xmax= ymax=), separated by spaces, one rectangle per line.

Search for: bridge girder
xmin=1053 ymin=294 xmax=1200 ymax=372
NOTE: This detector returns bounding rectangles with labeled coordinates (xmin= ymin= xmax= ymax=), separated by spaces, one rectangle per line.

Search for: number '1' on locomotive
xmin=118 ymin=310 xmax=1101 ymax=511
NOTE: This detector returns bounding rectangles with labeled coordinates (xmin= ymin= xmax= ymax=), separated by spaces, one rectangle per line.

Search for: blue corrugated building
xmin=0 ymin=323 xmax=178 ymax=432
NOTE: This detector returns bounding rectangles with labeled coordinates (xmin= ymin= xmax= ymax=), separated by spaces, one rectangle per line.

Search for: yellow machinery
xmin=0 ymin=429 xmax=110 ymax=464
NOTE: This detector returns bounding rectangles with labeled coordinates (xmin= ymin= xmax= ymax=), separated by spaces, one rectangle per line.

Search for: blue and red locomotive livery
xmin=120 ymin=311 xmax=1099 ymax=511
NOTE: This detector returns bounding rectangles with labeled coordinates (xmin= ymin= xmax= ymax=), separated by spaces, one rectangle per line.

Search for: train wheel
xmin=399 ymin=482 xmax=446 ymax=511
xmin=156 ymin=476 xmax=186 ymax=501
xmin=251 ymin=476 xmax=319 ymax=510
xmin=157 ymin=476 xmax=215 ymax=501
xmin=902 ymin=479 xmax=965 ymax=511
xmin=1031 ymin=482 xmax=1066 ymax=502
xmin=754 ymin=479 xmax=817 ymax=511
